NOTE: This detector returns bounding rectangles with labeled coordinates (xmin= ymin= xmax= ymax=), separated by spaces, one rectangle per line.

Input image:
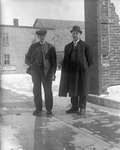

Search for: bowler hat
xmin=70 ymin=25 xmax=82 ymax=34
xmin=36 ymin=29 xmax=47 ymax=35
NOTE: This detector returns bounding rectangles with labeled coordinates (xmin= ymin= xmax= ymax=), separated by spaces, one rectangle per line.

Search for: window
xmin=4 ymin=54 xmax=10 ymax=65
xmin=2 ymin=32 xmax=9 ymax=47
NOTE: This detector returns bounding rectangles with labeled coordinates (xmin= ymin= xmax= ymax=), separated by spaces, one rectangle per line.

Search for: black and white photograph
xmin=0 ymin=0 xmax=120 ymax=149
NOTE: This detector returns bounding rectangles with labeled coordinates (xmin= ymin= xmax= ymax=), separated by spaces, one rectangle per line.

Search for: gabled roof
xmin=33 ymin=18 xmax=84 ymax=29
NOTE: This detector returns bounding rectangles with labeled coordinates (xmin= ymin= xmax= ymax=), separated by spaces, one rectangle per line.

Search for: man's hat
xmin=36 ymin=29 xmax=47 ymax=35
xmin=70 ymin=25 xmax=82 ymax=34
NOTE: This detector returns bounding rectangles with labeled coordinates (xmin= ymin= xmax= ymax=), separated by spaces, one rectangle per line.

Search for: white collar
xmin=39 ymin=41 xmax=46 ymax=45
xmin=73 ymin=39 xmax=79 ymax=46
xmin=73 ymin=39 xmax=79 ymax=44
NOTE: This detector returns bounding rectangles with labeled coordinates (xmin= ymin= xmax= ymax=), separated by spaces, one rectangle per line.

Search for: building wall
xmin=100 ymin=0 xmax=110 ymax=92
xmin=85 ymin=0 xmax=102 ymax=94
xmin=100 ymin=0 xmax=120 ymax=92
xmin=0 ymin=26 xmax=55 ymax=73
xmin=84 ymin=0 xmax=120 ymax=94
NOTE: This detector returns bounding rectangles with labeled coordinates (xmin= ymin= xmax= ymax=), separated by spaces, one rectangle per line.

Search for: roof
xmin=0 ymin=24 xmax=35 ymax=29
xmin=33 ymin=18 xmax=84 ymax=30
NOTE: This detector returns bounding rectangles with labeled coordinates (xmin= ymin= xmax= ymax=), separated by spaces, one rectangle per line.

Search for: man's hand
xmin=52 ymin=74 xmax=56 ymax=81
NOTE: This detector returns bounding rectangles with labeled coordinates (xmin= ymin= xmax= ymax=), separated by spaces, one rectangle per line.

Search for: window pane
xmin=2 ymin=32 xmax=9 ymax=47
xmin=4 ymin=54 xmax=10 ymax=65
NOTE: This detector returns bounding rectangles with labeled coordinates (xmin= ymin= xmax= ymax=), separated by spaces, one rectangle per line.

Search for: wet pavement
xmin=0 ymin=88 xmax=120 ymax=150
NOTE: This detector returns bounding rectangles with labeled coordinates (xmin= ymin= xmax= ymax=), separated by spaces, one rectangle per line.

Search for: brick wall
xmin=100 ymin=0 xmax=120 ymax=92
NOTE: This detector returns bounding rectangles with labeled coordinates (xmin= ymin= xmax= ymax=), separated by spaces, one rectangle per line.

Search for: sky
xmin=111 ymin=0 xmax=120 ymax=17
xmin=1 ymin=0 xmax=84 ymax=26
xmin=1 ymin=0 xmax=120 ymax=26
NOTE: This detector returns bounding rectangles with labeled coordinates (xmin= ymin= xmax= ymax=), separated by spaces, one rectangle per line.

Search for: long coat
xmin=59 ymin=40 xmax=93 ymax=97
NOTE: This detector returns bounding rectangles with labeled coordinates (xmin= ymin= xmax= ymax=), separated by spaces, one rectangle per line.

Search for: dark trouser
xmin=71 ymin=96 xmax=87 ymax=110
xmin=31 ymin=69 xmax=53 ymax=112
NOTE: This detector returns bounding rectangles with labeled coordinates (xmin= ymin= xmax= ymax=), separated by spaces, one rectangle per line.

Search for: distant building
xmin=0 ymin=19 xmax=39 ymax=73
xmin=0 ymin=18 xmax=84 ymax=73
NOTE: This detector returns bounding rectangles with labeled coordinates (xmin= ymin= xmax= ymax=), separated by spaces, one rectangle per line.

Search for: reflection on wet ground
xmin=1 ymin=105 xmax=120 ymax=150
xmin=0 ymin=88 xmax=120 ymax=150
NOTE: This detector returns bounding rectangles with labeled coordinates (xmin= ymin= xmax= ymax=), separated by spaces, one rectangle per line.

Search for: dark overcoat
xmin=59 ymin=40 xmax=93 ymax=97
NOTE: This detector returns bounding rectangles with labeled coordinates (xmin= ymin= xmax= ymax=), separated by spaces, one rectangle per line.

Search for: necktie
xmin=41 ymin=43 xmax=50 ymax=76
xmin=74 ymin=42 xmax=77 ymax=47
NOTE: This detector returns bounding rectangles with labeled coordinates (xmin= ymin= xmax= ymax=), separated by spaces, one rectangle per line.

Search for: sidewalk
xmin=0 ymin=88 xmax=120 ymax=150
xmin=88 ymin=94 xmax=120 ymax=109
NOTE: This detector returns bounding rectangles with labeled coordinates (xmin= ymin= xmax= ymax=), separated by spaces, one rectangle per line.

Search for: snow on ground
xmin=1 ymin=74 xmax=33 ymax=97
xmin=1 ymin=70 xmax=120 ymax=101
xmin=1 ymin=71 xmax=61 ymax=97
xmin=100 ymin=86 xmax=120 ymax=101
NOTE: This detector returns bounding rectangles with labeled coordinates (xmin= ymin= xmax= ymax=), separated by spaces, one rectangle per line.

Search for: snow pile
xmin=100 ymin=86 xmax=120 ymax=101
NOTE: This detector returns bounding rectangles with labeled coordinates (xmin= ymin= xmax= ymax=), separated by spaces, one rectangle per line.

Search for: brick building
xmin=100 ymin=0 xmax=120 ymax=92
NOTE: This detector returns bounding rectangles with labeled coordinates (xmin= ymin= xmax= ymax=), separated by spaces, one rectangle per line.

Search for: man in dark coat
xmin=59 ymin=25 xmax=93 ymax=115
xmin=25 ymin=29 xmax=57 ymax=116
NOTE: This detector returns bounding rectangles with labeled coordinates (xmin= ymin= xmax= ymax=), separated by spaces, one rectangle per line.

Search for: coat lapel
xmin=76 ymin=40 xmax=83 ymax=49
xmin=69 ymin=42 xmax=74 ymax=52
xmin=76 ymin=40 xmax=85 ymax=58
xmin=67 ymin=42 xmax=74 ymax=58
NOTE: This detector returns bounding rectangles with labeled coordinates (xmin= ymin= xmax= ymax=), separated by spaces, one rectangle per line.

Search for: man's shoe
xmin=46 ymin=111 xmax=53 ymax=116
xmin=66 ymin=108 xmax=78 ymax=114
xmin=77 ymin=108 xmax=86 ymax=116
xmin=33 ymin=110 xmax=42 ymax=116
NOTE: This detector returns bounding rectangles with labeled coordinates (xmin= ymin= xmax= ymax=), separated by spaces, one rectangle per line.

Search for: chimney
xmin=13 ymin=18 xmax=19 ymax=26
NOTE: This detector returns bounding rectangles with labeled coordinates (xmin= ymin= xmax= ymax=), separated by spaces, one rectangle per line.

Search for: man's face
xmin=72 ymin=31 xmax=81 ymax=41
xmin=38 ymin=34 xmax=46 ymax=43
